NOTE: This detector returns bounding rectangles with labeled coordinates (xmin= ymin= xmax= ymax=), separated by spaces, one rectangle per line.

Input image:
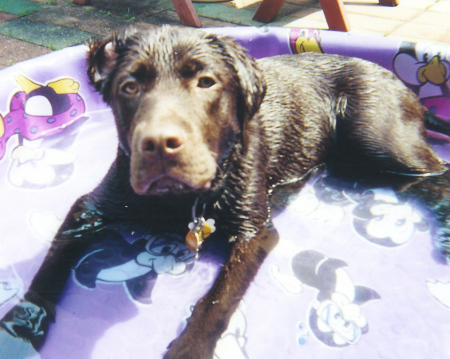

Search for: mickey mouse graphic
xmin=73 ymin=226 xmax=197 ymax=304
xmin=291 ymin=250 xmax=380 ymax=347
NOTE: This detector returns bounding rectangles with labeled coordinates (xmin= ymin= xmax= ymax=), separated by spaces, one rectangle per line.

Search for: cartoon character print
xmin=214 ymin=302 xmax=249 ymax=359
xmin=0 ymin=75 xmax=87 ymax=188
xmin=393 ymin=41 xmax=450 ymax=121
xmin=292 ymin=250 xmax=380 ymax=347
xmin=285 ymin=173 xmax=351 ymax=225
xmin=29 ymin=211 xmax=64 ymax=244
xmin=352 ymin=188 xmax=428 ymax=247
xmin=0 ymin=266 xmax=23 ymax=308
xmin=178 ymin=301 xmax=248 ymax=359
xmin=427 ymin=280 xmax=450 ymax=308
xmin=74 ymin=226 xmax=197 ymax=304
xmin=288 ymin=171 xmax=428 ymax=247
xmin=290 ymin=28 xmax=324 ymax=55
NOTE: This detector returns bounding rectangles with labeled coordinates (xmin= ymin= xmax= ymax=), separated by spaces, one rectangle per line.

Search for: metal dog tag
xmin=186 ymin=217 xmax=215 ymax=252
xmin=186 ymin=226 xmax=202 ymax=252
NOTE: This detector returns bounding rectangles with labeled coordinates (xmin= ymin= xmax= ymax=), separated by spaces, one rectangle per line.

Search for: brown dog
xmin=1 ymin=25 xmax=449 ymax=358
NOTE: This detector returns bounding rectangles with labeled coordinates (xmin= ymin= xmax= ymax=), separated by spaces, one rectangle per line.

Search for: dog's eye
xmin=197 ymin=76 xmax=216 ymax=89
xmin=122 ymin=81 xmax=139 ymax=95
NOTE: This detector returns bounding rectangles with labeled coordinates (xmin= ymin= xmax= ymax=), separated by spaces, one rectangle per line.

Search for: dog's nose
xmin=140 ymin=128 xmax=186 ymax=157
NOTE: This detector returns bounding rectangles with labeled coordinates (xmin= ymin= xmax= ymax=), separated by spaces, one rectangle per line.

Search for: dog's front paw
xmin=0 ymin=298 xmax=52 ymax=351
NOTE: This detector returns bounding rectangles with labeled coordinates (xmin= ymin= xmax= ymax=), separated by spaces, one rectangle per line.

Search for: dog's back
xmin=255 ymin=53 xmax=446 ymax=187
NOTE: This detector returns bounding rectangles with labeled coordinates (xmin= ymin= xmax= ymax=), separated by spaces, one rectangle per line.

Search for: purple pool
xmin=0 ymin=27 xmax=450 ymax=359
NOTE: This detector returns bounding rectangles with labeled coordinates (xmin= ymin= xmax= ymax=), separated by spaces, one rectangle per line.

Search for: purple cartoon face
xmin=0 ymin=76 xmax=86 ymax=159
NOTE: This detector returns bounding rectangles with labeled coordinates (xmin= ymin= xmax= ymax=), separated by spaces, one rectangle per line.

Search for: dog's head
xmin=88 ymin=25 xmax=265 ymax=196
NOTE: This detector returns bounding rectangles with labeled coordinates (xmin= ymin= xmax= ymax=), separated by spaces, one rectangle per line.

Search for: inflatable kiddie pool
xmin=1 ymin=27 xmax=450 ymax=359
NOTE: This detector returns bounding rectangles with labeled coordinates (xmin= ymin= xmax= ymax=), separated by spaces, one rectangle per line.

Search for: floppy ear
xmin=210 ymin=34 xmax=267 ymax=124
xmin=87 ymin=27 xmax=143 ymax=98
xmin=87 ymin=36 xmax=117 ymax=93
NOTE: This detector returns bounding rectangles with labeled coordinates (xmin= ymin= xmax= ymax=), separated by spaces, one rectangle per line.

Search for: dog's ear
xmin=87 ymin=37 xmax=118 ymax=93
xmin=209 ymin=34 xmax=266 ymax=124
xmin=87 ymin=27 xmax=144 ymax=96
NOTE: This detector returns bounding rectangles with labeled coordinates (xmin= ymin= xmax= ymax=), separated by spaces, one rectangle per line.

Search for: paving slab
xmin=245 ymin=1 xmax=309 ymax=21
xmin=0 ymin=34 xmax=52 ymax=69
xmin=282 ymin=12 xmax=328 ymax=30
xmin=429 ymin=1 xmax=450 ymax=13
xmin=141 ymin=9 xmax=237 ymax=27
xmin=86 ymin=0 xmax=173 ymax=20
xmin=285 ymin=0 xmax=320 ymax=8
xmin=271 ymin=15 xmax=307 ymax=27
xmin=0 ymin=17 xmax=94 ymax=50
xmin=345 ymin=12 xmax=404 ymax=34
xmin=345 ymin=3 xmax=422 ymax=21
xmin=289 ymin=5 xmax=326 ymax=20
xmin=0 ymin=0 xmax=49 ymax=16
xmin=31 ymin=0 xmax=73 ymax=4
xmin=193 ymin=2 xmax=261 ymax=26
xmin=0 ymin=12 xmax=17 ymax=23
xmin=413 ymin=9 xmax=450 ymax=27
xmin=28 ymin=6 xmax=136 ymax=37
xmin=384 ymin=0 xmax=437 ymax=10
xmin=439 ymin=28 xmax=450 ymax=45
xmin=389 ymin=21 xmax=450 ymax=43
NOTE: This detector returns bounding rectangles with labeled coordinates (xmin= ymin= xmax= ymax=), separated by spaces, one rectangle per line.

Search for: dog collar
xmin=185 ymin=197 xmax=216 ymax=252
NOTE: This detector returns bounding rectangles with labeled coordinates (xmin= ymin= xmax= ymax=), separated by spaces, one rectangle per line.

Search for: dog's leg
xmin=0 ymin=197 xmax=105 ymax=350
xmin=164 ymin=223 xmax=279 ymax=359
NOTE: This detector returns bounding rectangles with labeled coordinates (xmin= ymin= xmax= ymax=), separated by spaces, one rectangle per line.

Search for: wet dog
xmin=1 ymin=25 xmax=449 ymax=358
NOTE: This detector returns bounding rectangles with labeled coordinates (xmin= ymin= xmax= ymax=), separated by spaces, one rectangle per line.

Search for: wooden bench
xmin=253 ymin=0 xmax=399 ymax=32
xmin=73 ymin=0 xmax=399 ymax=31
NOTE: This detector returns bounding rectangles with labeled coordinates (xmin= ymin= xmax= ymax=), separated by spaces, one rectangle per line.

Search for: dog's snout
xmin=140 ymin=128 xmax=186 ymax=157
